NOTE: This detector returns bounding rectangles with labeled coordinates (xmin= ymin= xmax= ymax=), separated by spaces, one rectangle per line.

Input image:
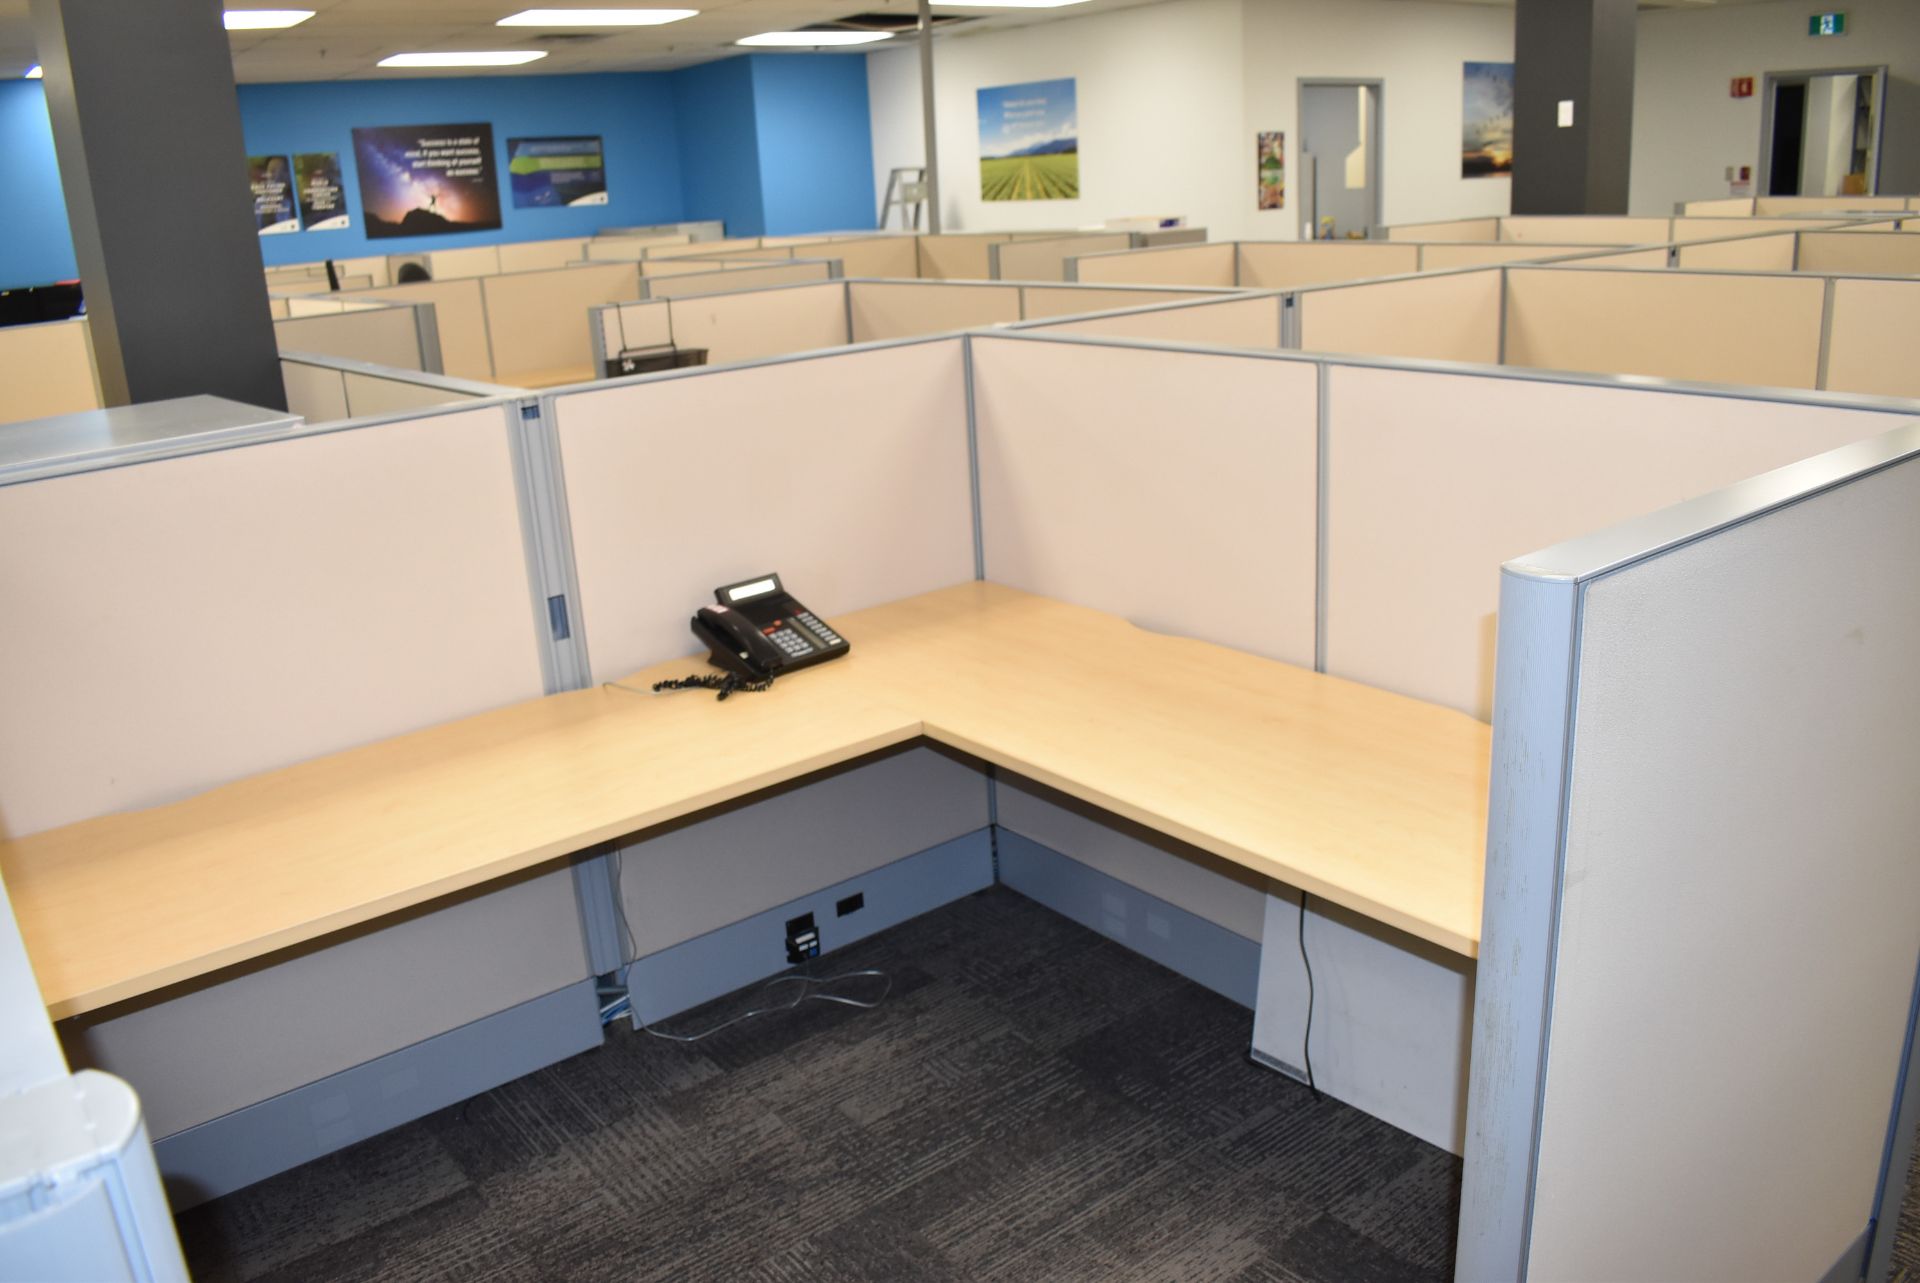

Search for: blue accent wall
xmin=0 ymin=56 xmax=878 ymax=287
xmin=0 ymin=82 xmax=78 ymax=287
xmin=670 ymin=57 xmax=766 ymax=238
xmin=751 ymin=54 xmax=877 ymax=236
xmin=237 ymin=72 xmax=686 ymax=266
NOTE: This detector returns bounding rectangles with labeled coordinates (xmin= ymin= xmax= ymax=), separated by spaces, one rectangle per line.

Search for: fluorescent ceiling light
xmin=498 ymin=8 xmax=698 ymax=24
xmin=932 ymin=0 xmax=1093 ymax=7
xmin=378 ymin=50 xmax=550 ymax=67
xmin=736 ymin=30 xmax=892 ymax=45
xmin=24 ymin=64 xmax=42 ymax=79
xmin=223 ymin=9 xmax=316 ymax=28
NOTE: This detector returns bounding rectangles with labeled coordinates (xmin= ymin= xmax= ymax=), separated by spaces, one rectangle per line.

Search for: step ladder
xmin=879 ymin=166 xmax=928 ymax=231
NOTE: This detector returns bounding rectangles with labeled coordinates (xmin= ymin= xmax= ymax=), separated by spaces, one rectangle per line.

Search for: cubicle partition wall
xmin=639 ymin=257 xmax=839 ymax=300
xmin=1236 ymin=241 xmax=1420 ymax=288
xmin=986 ymin=232 xmax=1132 ymax=282
xmin=272 ymin=299 xmax=440 ymax=372
xmin=1462 ymin=420 xmax=1920 ymax=1283
xmin=539 ymin=338 xmax=994 ymax=1019
xmin=0 ymin=402 xmax=601 ymax=1205
xmin=1014 ymin=292 xmax=1286 ymax=349
xmin=1068 ymin=238 xmax=1649 ymax=290
xmin=0 ymin=317 xmax=101 ymax=426
xmin=280 ymin=353 xmax=524 ymax=422
xmin=1069 ymin=240 xmax=1237 ymax=286
xmin=1797 ymin=229 xmax=1920 ymax=275
xmin=580 ymin=234 xmax=696 ymax=261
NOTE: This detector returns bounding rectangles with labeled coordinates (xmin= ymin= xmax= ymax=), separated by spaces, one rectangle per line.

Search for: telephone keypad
xmin=767 ymin=626 xmax=815 ymax=659
xmin=792 ymin=611 xmax=842 ymax=646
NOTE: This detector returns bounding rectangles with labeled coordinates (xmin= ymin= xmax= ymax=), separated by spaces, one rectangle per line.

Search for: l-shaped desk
xmin=1 ymin=582 xmax=1491 ymax=1025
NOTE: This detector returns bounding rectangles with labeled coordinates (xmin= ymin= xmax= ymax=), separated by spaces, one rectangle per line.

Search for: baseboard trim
xmin=996 ymin=829 xmax=1260 ymax=1008
xmin=624 ymin=828 xmax=995 ymax=1025
xmin=155 ymin=978 xmax=602 ymax=1211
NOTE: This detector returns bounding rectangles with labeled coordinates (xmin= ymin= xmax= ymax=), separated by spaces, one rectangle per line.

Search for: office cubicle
xmin=1065 ymin=237 xmax=1648 ymax=289
xmin=280 ymin=352 xmax=524 ymax=421
xmin=4 ymin=309 xmax=1914 ymax=1275
xmin=0 ymin=317 xmax=101 ymax=426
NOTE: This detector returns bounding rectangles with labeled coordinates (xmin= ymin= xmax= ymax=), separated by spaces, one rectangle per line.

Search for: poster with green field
xmin=978 ymin=78 xmax=1078 ymax=201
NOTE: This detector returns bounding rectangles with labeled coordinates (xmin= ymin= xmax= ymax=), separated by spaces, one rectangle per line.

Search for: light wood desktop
xmin=0 ymin=583 xmax=1490 ymax=1023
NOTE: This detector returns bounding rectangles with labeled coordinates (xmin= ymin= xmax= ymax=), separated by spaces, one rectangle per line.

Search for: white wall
xmin=1630 ymin=0 xmax=1920 ymax=214
xmin=869 ymin=0 xmax=1514 ymax=242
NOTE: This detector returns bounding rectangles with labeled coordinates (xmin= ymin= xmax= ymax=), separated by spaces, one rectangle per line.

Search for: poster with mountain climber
xmin=352 ymin=122 xmax=503 ymax=239
xmin=979 ymin=79 xmax=1078 ymax=201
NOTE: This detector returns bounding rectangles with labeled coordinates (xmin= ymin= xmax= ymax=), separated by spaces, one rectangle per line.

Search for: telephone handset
xmin=689 ymin=573 xmax=849 ymax=682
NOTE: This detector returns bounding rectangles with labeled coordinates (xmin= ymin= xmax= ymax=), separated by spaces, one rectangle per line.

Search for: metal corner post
xmin=918 ymin=0 xmax=942 ymax=235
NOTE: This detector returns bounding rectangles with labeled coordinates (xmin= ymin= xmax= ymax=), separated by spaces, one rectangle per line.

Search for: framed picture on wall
xmin=294 ymin=152 xmax=349 ymax=232
xmin=1257 ymin=131 xmax=1285 ymax=210
xmin=248 ymin=155 xmax=298 ymax=235
xmin=1462 ymin=62 xmax=1514 ymax=178
xmin=352 ymin=122 xmax=504 ymax=239
xmin=507 ymin=136 xmax=608 ymax=208
xmin=978 ymin=79 xmax=1079 ymax=202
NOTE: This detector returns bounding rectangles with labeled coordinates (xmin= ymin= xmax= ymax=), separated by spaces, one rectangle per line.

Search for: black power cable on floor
xmin=1298 ymin=888 xmax=1319 ymax=1099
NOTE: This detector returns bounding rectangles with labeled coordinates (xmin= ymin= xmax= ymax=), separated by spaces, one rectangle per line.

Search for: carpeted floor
xmin=176 ymin=887 xmax=1463 ymax=1282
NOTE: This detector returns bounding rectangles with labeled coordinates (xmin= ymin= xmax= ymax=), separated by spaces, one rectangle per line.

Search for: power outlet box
xmin=785 ymin=912 xmax=820 ymax=964
xmin=836 ymin=892 xmax=864 ymax=917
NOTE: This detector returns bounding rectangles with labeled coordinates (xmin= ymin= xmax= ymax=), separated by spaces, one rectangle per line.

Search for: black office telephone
xmin=689 ymin=574 xmax=849 ymax=682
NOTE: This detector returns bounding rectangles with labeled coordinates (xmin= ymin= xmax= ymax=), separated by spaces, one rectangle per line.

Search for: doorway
xmin=1760 ymin=66 xmax=1888 ymax=197
xmin=1298 ymin=80 xmax=1383 ymax=239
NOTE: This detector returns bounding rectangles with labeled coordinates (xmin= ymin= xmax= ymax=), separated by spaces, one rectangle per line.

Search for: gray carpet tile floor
xmin=174 ymin=885 xmax=1920 ymax=1283
xmin=175 ymin=888 xmax=1458 ymax=1282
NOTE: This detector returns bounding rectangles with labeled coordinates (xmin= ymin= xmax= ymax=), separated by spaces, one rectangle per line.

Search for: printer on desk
xmin=605 ymin=344 xmax=708 ymax=379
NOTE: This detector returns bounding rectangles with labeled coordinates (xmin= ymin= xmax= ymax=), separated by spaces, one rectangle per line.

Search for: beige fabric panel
xmin=1028 ymin=295 xmax=1281 ymax=349
xmin=268 ymin=297 xmax=291 ymax=319
xmin=481 ymin=262 xmax=642 ymax=386
xmin=1679 ymin=197 xmax=1756 ymax=215
xmin=556 ymin=339 xmax=975 ymax=682
xmin=1384 ymin=218 xmax=1499 ymax=242
xmin=647 ymin=237 xmax=763 ymax=259
xmin=337 ymin=256 xmax=390 ymax=288
xmin=972 ymin=337 xmax=1317 ymax=666
xmin=1499 ymin=215 xmax=1670 ymax=244
xmin=645 ymin=260 xmax=833 ymax=300
xmin=639 ymin=258 xmax=716 ymax=277
xmin=916 ymin=234 xmax=1009 ymax=281
xmin=992 ymin=234 xmax=1131 ymax=282
xmin=279 ymin=360 xmax=350 ymax=424
xmin=1555 ymin=247 xmax=1671 ymax=268
xmin=424 ymin=245 xmax=503 ymax=279
xmin=847 ymin=281 xmax=1020 ymax=343
xmin=1237 ymin=242 xmax=1420 ymax=289
xmin=1674 ymin=234 xmax=1797 ymax=271
xmin=284 ymin=296 xmax=346 ymax=318
xmin=1756 ymin=194 xmax=1908 ymax=213
xmin=619 ymin=746 xmax=989 ymax=955
xmin=1071 ymin=242 xmax=1235 ymax=287
xmin=0 ymin=406 xmax=546 ymax=838
xmin=815 ymin=235 xmax=920 ymax=278
xmin=1504 ymin=269 xmax=1824 ymax=388
xmin=1669 ymin=216 xmax=1843 ymax=242
xmin=1418 ymin=243 xmax=1602 ymax=269
xmin=341 ymin=278 xmax=491 ymax=379
xmin=497 ymin=240 xmax=587 ymax=273
xmin=1299 ymin=270 xmax=1501 ymax=364
xmin=1528 ymin=458 xmax=1920 ymax=1282
xmin=0 ymin=319 xmax=101 ymax=426
xmin=585 ymin=239 xmax=653 ymax=262
xmin=660 ymin=282 xmax=847 ymax=366
xmin=1017 ymin=285 xmax=1215 ymax=319
xmin=1321 ymin=364 xmax=1905 ymax=719
xmin=272 ymin=307 xmax=425 ymax=370
xmin=66 ymin=865 xmax=587 ymax=1138
xmin=341 ymin=371 xmax=489 ymax=416
xmin=1796 ymin=230 xmax=1920 ymax=275
xmin=1824 ymin=278 xmax=1920 ymax=398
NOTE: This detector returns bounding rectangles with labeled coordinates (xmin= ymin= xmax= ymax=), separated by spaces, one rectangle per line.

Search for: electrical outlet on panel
xmin=1557 ymin=99 xmax=1575 ymax=128
xmin=785 ymin=912 xmax=820 ymax=964
xmin=836 ymin=892 xmax=864 ymax=917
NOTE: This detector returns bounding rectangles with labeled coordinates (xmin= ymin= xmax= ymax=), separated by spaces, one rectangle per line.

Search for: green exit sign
xmin=1809 ymin=11 xmax=1846 ymax=35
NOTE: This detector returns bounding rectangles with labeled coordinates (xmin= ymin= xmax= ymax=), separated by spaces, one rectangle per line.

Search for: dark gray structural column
xmin=1511 ymin=0 xmax=1637 ymax=214
xmin=30 ymin=0 xmax=286 ymax=410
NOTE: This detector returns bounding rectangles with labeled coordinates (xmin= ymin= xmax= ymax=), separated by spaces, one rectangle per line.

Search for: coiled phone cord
xmin=605 ymin=673 xmax=775 ymax=701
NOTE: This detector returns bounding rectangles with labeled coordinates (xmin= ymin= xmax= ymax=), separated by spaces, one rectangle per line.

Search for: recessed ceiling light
xmin=736 ymin=30 xmax=892 ymax=45
xmin=223 ymin=9 xmax=316 ymax=29
xmin=378 ymin=50 xmax=551 ymax=67
xmin=498 ymin=8 xmax=698 ymax=24
xmin=24 ymin=64 xmax=42 ymax=79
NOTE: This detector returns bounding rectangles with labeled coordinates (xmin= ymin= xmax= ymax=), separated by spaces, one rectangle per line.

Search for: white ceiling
xmin=0 ymin=0 xmax=1784 ymax=84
